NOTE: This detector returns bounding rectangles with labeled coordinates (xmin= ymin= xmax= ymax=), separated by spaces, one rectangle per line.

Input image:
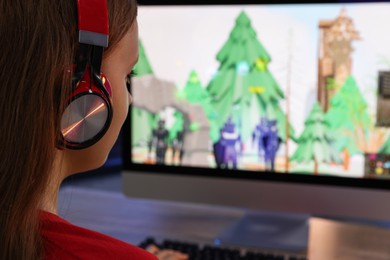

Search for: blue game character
xmin=261 ymin=120 xmax=282 ymax=171
xmin=214 ymin=118 xmax=241 ymax=169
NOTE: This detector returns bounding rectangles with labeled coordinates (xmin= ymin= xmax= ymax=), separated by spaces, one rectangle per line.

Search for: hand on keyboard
xmin=146 ymin=244 xmax=189 ymax=260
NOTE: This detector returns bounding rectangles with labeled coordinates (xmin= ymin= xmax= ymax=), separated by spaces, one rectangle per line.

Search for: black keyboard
xmin=139 ymin=237 xmax=307 ymax=260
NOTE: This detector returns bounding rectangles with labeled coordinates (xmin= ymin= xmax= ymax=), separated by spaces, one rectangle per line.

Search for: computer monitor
xmin=122 ymin=0 xmax=390 ymax=231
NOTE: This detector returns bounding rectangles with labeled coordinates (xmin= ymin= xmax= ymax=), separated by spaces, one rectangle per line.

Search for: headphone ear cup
xmin=60 ymin=68 xmax=113 ymax=150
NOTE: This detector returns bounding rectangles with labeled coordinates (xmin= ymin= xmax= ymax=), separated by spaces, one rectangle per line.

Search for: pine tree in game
xmin=379 ymin=137 xmax=390 ymax=154
xmin=131 ymin=40 xmax=157 ymax=146
xmin=133 ymin=40 xmax=153 ymax=76
xmin=206 ymin=11 xmax=295 ymax=144
xmin=291 ymin=102 xmax=340 ymax=175
xmin=180 ymin=70 xmax=219 ymax=143
xmin=325 ymin=76 xmax=371 ymax=169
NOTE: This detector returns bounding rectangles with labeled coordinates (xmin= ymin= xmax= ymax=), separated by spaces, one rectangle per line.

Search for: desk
xmin=58 ymin=186 xmax=246 ymax=245
xmin=58 ymin=186 xmax=308 ymax=255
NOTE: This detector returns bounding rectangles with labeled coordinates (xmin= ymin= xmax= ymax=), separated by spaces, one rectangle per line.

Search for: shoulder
xmin=40 ymin=211 xmax=157 ymax=260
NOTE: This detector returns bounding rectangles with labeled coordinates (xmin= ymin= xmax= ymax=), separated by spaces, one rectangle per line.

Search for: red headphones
xmin=60 ymin=0 xmax=113 ymax=150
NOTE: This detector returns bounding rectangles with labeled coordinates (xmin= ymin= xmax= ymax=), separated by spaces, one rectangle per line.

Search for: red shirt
xmin=40 ymin=211 xmax=157 ymax=260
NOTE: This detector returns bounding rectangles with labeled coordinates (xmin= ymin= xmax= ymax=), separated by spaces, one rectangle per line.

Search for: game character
xmin=149 ymin=119 xmax=169 ymax=164
xmin=171 ymin=130 xmax=185 ymax=165
xmin=214 ymin=118 xmax=241 ymax=169
xmin=260 ymin=118 xmax=282 ymax=171
xmin=252 ymin=117 xmax=267 ymax=163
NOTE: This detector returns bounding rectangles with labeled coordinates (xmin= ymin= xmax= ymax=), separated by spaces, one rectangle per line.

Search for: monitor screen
xmin=123 ymin=0 xmax=390 ymax=220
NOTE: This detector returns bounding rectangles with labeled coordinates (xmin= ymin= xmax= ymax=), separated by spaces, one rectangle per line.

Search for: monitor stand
xmin=215 ymin=210 xmax=309 ymax=253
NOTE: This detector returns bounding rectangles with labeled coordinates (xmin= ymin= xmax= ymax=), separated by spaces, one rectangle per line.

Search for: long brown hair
xmin=0 ymin=0 xmax=137 ymax=259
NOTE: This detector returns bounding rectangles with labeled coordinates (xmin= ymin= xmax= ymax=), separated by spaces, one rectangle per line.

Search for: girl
xmin=0 ymin=0 xmax=187 ymax=259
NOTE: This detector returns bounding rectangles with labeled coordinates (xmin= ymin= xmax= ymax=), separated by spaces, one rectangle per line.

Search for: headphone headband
xmin=77 ymin=0 xmax=109 ymax=47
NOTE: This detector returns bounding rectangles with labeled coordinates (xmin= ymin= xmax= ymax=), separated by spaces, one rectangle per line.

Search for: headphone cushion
xmin=60 ymin=68 xmax=113 ymax=149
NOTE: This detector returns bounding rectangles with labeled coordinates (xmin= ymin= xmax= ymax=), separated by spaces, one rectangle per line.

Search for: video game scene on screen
xmin=130 ymin=3 xmax=390 ymax=179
